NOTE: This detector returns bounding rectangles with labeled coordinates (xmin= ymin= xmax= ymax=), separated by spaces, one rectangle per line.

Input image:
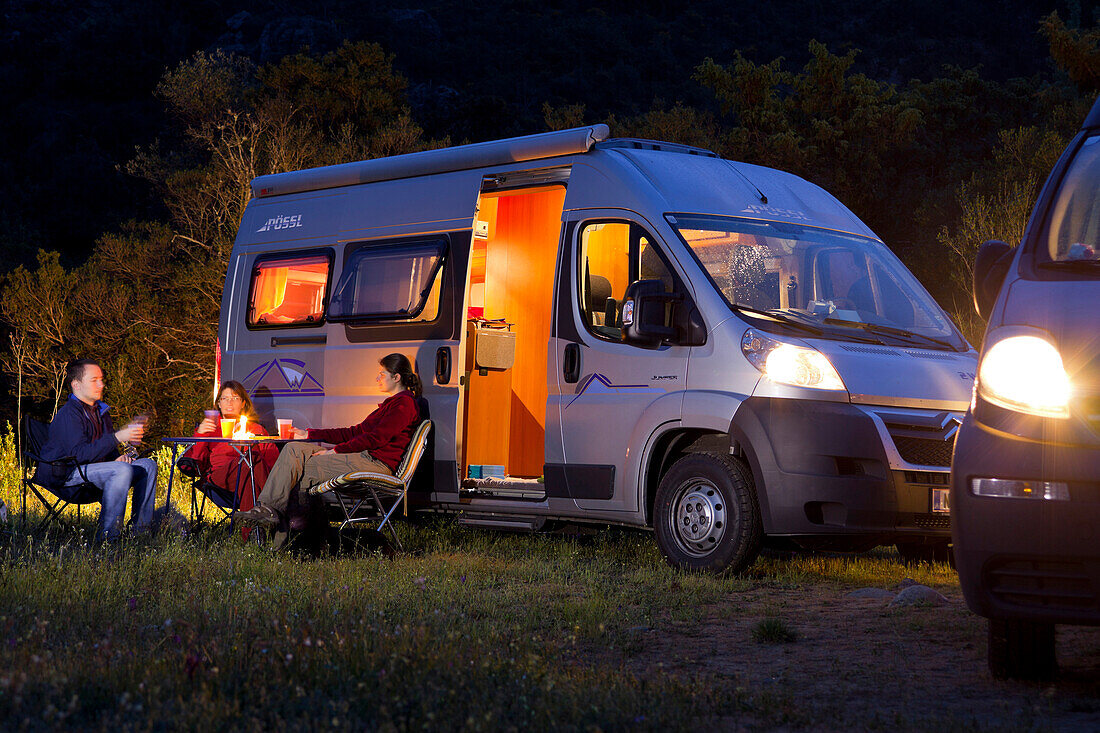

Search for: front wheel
xmin=654 ymin=452 xmax=762 ymax=573
xmin=988 ymin=618 xmax=1057 ymax=680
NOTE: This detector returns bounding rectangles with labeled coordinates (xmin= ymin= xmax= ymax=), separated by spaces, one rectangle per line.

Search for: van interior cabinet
xmin=460 ymin=185 xmax=566 ymax=479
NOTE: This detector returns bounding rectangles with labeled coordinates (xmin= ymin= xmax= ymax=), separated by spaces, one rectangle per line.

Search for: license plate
xmin=931 ymin=488 xmax=950 ymax=514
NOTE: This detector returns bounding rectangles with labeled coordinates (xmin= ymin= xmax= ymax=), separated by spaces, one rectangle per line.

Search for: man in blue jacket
xmin=36 ymin=359 xmax=157 ymax=542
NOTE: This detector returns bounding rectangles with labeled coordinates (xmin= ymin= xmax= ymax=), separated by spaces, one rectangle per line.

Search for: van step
xmin=460 ymin=479 xmax=546 ymax=500
xmin=458 ymin=515 xmax=546 ymax=533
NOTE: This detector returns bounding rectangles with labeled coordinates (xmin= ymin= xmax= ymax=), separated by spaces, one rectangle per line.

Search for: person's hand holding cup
xmin=291 ymin=427 xmax=309 ymax=440
xmin=199 ymin=409 xmax=220 ymax=434
xmin=115 ymin=420 xmax=145 ymax=445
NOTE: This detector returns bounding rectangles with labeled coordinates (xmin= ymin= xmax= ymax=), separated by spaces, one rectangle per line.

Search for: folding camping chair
xmin=21 ymin=416 xmax=103 ymax=531
xmin=176 ymin=456 xmax=240 ymax=528
xmin=307 ymin=419 xmax=432 ymax=552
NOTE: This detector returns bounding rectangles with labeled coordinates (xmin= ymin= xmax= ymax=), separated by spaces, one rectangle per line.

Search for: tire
xmin=654 ymin=452 xmax=762 ymax=573
xmin=895 ymin=541 xmax=954 ymax=567
xmin=988 ymin=618 xmax=1057 ymax=680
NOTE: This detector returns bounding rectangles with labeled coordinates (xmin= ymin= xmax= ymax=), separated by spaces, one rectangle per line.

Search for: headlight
xmin=741 ymin=329 xmax=846 ymax=391
xmin=977 ymin=335 xmax=1071 ymax=418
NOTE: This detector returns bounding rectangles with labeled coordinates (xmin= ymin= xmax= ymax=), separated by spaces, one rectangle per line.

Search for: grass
xmin=0 ymin=519 xmax=718 ymax=730
xmin=0 ymin=507 xmax=974 ymax=731
xmin=0 ymin=423 xmax=1074 ymax=731
xmin=752 ymin=617 xmax=799 ymax=644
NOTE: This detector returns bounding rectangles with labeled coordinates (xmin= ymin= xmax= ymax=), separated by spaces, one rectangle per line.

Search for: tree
xmin=936 ymin=127 xmax=1069 ymax=343
xmin=1041 ymin=11 xmax=1100 ymax=94
xmin=0 ymin=251 xmax=76 ymax=417
xmin=2 ymin=40 xmax=429 ymax=434
xmin=693 ymin=42 xmax=924 ymax=225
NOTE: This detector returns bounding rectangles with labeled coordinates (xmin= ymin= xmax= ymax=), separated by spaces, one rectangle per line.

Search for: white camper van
xmin=219 ymin=125 xmax=977 ymax=572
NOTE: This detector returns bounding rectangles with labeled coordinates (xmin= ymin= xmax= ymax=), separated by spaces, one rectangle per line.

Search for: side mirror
xmin=622 ymin=279 xmax=677 ymax=349
xmin=972 ymin=240 xmax=1013 ymax=320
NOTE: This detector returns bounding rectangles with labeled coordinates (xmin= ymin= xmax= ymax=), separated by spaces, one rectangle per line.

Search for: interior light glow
xmin=978 ymin=335 xmax=1071 ymax=418
xmin=971 ymin=478 xmax=1070 ymax=501
xmin=741 ymin=329 xmax=846 ymax=391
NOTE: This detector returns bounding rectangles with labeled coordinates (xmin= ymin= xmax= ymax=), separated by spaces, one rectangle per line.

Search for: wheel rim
xmin=668 ymin=479 xmax=728 ymax=558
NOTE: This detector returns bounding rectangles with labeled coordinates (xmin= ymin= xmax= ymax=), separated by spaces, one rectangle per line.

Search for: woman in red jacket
xmin=182 ymin=380 xmax=278 ymax=533
xmin=234 ymin=353 xmax=422 ymax=542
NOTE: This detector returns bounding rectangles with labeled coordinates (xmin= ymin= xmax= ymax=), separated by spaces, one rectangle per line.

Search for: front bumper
xmin=952 ymin=412 xmax=1100 ymax=626
xmin=730 ymin=397 xmax=958 ymax=545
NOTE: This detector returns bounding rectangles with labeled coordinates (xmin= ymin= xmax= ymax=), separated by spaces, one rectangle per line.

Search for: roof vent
xmin=596 ymin=138 xmax=718 ymax=158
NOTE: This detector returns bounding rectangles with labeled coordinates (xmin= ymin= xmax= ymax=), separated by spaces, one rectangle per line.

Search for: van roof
xmin=247 ymin=126 xmax=876 ymax=240
xmin=595 ymin=148 xmax=876 ymax=239
xmin=251 ymin=125 xmax=612 ymax=198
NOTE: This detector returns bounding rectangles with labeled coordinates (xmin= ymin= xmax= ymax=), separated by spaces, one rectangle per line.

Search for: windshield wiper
xmin=734 ymin=305 xmax=888 ymax=344
xmin=823 ymin=319 xmax=957 ymax=350
xmin=1037 ymin=259 xmax=1100 ymax=273
xmin=732 ymin=303 xmax=827 ymax=335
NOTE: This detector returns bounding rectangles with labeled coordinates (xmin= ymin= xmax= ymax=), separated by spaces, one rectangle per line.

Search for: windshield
xmin=1042 ymin=134 xmax=1100 ymax=265
xmin=669 ymin=214 xmax=966 ymax=350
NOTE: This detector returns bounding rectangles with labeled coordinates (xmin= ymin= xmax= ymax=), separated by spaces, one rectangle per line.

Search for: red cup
xmin=277 ymin=418 xmax=293 ymax=439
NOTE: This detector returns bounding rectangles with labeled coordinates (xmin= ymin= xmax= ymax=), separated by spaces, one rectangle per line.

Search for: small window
xmin=328 ymin=240 xmax=446 ymax=322
xmin=578 ymin=221 xmax=676 ymax=341
xmin=248 ymin=254 xmax=330 ymax=327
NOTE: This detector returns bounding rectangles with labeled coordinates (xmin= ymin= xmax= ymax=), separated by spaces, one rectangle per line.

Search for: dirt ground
xmin=601 ymin=584 xmax=1100 ymax=730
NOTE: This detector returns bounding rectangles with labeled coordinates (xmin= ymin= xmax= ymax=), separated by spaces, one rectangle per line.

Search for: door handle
xmin=563 ymin=342 xmax=581 ymax=384
xmin=435 ymin=346 xmax=452 ymax=384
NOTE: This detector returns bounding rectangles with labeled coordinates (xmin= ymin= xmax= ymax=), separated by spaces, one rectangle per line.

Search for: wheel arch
xmin=641 ymin=390 xmax=754 ymax=526
xmin=642 ymin=428 xmax=730 ymax=526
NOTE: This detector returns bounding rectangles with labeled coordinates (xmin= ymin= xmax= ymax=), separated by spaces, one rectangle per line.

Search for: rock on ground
xmin=890 ymin=584 xmax=949 ymax=607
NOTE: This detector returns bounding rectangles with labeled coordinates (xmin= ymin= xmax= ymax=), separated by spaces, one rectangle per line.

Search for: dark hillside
xmin=1 ymin=0 xmax=1086 ymax=264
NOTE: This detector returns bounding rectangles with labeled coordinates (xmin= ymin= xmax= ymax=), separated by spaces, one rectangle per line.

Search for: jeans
xmin=65 ymin=458 xmax=158 ymax=542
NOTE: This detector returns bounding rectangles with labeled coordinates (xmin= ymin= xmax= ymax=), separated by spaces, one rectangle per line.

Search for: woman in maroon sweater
xmin=235 ymin=353 xmax=422 ymax=539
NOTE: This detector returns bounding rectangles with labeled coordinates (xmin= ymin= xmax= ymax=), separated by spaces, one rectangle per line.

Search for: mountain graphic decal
xmin=242 ymin=358 xmax=324 ymax=397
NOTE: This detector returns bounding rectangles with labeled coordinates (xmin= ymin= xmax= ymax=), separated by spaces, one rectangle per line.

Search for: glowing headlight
xmin=741 ymin=329 xmax=846 ymax=391
xmin=977 ymin=335 xmax=1071 ymax=418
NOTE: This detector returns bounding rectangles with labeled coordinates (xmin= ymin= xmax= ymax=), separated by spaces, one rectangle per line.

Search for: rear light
xmin=214 ymin=338 xmax=222 ymax=401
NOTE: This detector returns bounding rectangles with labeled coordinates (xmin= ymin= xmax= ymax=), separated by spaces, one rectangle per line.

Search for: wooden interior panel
xmin=581 ymin=222 xmax=630 ymax=299
xmin=462 ymin=186 xmax=565 ymax=477
xmin=461 ymin=322 xmax=512 ymax=469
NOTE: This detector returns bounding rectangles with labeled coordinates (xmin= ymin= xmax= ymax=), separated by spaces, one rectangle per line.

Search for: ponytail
xmin=380 ymin=353 xmax=422 ymax=398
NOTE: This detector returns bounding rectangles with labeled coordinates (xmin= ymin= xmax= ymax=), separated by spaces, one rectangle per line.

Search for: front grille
xmin=914 ymin=513 xmax=951 ymax=530
xmin=893 ymin=435 xmax=956 ymax=467
xmin=904 ymin=470 xmax=949 ymax=485
xmin=986 ymin=559 xmax=1097 ymax=612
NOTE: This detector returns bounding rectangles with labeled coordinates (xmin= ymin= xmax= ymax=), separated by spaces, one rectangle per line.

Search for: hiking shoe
xmin=233 ymin=504 xmax=281 ymax=528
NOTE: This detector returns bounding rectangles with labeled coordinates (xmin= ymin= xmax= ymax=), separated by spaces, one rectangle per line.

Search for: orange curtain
xmin=252 ymin=267 xmax=288 ymax=318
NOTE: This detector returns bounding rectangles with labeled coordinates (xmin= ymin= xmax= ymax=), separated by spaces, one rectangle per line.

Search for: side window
xmin=248 ymin=253 xmax=330 ymax=327
xmin=329 ymin=240 xmax=445 ymax=322
xmin=578 ymin=221 xmax=676 ymax=341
